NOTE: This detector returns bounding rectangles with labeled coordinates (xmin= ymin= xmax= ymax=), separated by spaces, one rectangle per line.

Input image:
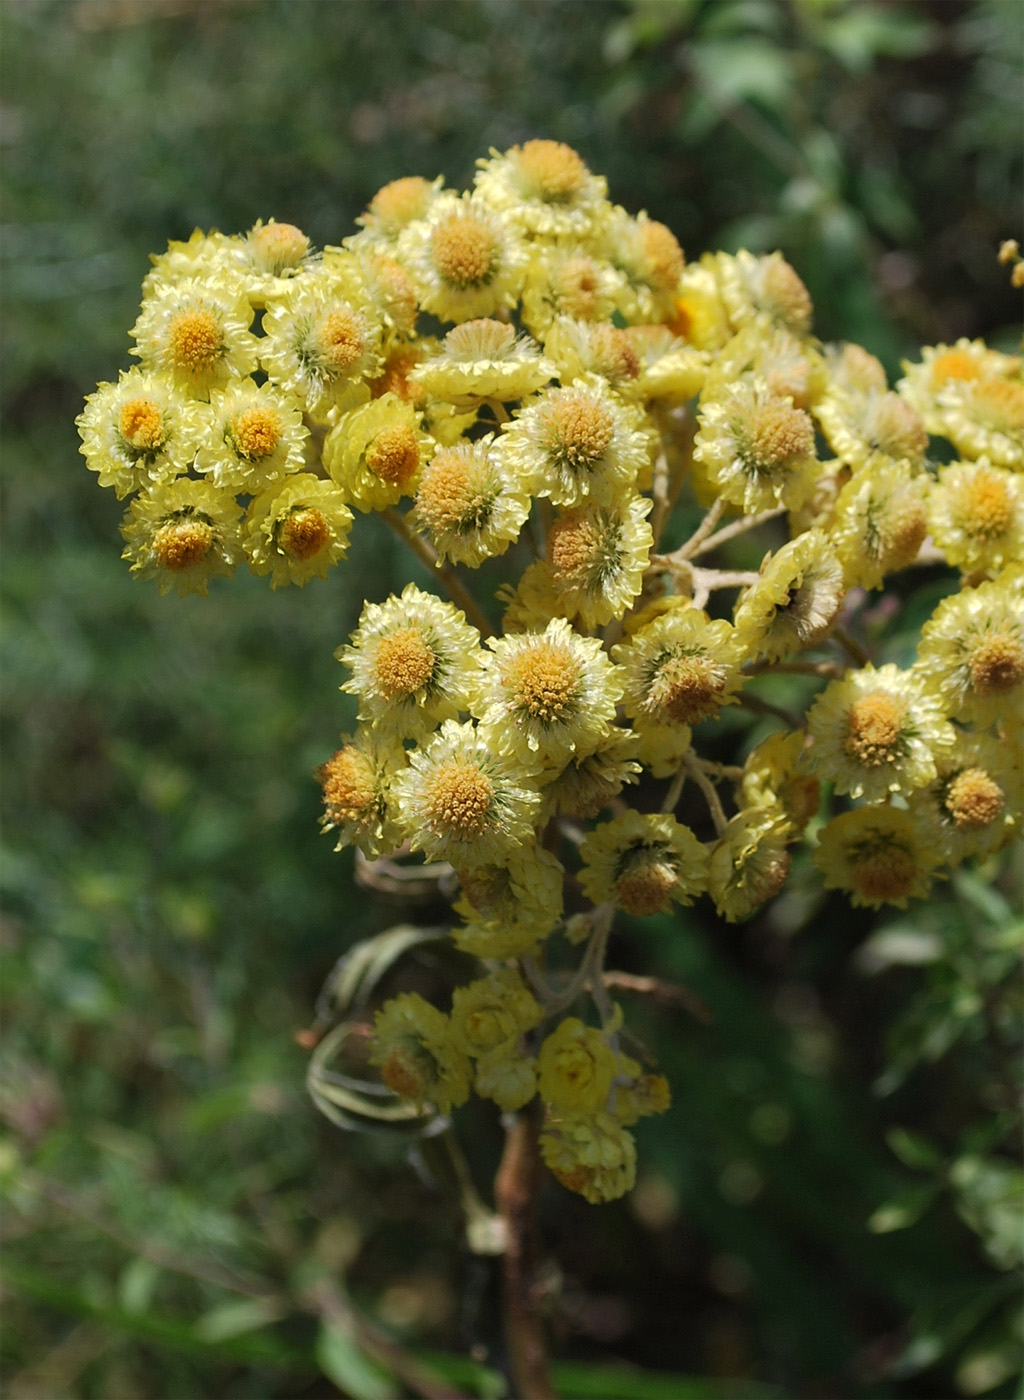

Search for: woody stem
xmin=381 ymin=507 xmax=495 ymax=637
xmin=495 ymin=1106 xmax=555 ymax=1400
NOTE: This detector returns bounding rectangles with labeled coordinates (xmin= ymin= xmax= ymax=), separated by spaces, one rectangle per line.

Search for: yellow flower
xmin=76 ymin=369 xmax=204 ymax=498
xmin=915 ymin=575 xmax=1024 ymax=728
xmin=450 ymin=969 xmax=542 ymax=1059
xmin=411 ymin=435 xmax=532 ymax=567
xmin=324 ymin=393 xmax=430 ymax=514
xmin=579 ymin=810 xmax=708 ymax=915
xmin=349 ymin=175 xmax=445 ymax=249
xmin=474 ymin=140 xmax=610 ymax=239
xmin=260 ymin=276 xmax=383 ymax=420
xmin=541 ymin=318 xmax=643 ymax=394
xmin=733 ymin=529 xmax=845 ymax=662
xmin=928 ymin=458 xmax=1024 ymax=579
xmin=409 ymin=319 xmax=555 ymax=406
xmin=140 ymin=227 xmax=243 ymax=299
xmin=453 ymin=846 xmax=565 ymax=958
xmin=669 ymin=259 xmax=732 ymax=352
xmin=539 ymin=728 xmax=641 ymax=822
xmin=370 ymin=993 xmax=471 ymax=1115
xmin=623 ymin=325 xmax=708 ymax=405
xmin=908 ymin=730 xmax=1022 ymax=866
xmin=813 ymin=388 xmax=927 ymax=473
xmin=195 ymin=379 xmax=308 ymax=492
xmin=473 ymin=618 xmax=622 ymax=767
xmin=740 ymin=730 xmax=820 ymax=836
xmin=540 ymin=494 xmax=654 ymax=630
xmin=704 ymin=325 xmax=825 ymax=411
xmin=392 ymin=719 xmax=542 ymax=870
xmin=713 ymin=250 xmax=813 ymax=337
xmin=243 ymin=474 xmax=353 ymax=587
xmin=540 ymin=1109 xmax=637 ymax=1204
xmin=898 ymin=339 xmax=1024 ymax=469
xmin=537 ymin=1018 xmax=618 ymax=1114
xmin=693 ymin=377 xmax=818 ymax=515
xmin=495 ymin=379 xmax=651 ymax=508
xmin=814 ymin=806 xmax=938 ymax=909
xmin=707 ymin=806 xmax=792 ymax=923
xmin=605 ymin=206 xmax=686 ymax=323
xmin=316 ymin=733 xmax=405 ymax=858
xmin=337 ymin=583 xmax=482 ymax=741
xmin=828 ymin=460 xmax=928 ymax=590
xmin=120 ymin=478 xmax=241 ymax=595
xmin=520 ymin=248 xmax=625 ymax=337
xmin=614 ymin=608 xmax=746 ymax=731
xmin=130 ymin=276 xmax=259 ymax=400
xmin=804 ymin=662 xmax=955 ymax=802
xmin=397 ymin=191 xmax=527 ymax=323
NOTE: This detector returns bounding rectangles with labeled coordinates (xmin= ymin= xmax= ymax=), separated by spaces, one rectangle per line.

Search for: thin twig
xmin=689 ymin=504 xmax=786 ymax=559
xmin=744 ymin=660 xmax=844 ymax=680
xmin=673 ymin=498 xmax=725 ymax=560
xmin=602 ymin=971 xmax=712 ymax=1023
xmin=494 ymin=1109 xmax=555 ymax=1400
xmin=737 ymin=690 xmax=803 ymax=729
xmin=684 ymin=755 xmax=729 ymax=835
xmin=381 ymin=508 xmax=494 ymax=637
xmin=833 ymin=625 xmax=871 ymax=668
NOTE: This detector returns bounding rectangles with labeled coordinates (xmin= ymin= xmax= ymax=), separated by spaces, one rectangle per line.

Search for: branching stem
xmin=381 ymin=508 xmax=494 ymax=637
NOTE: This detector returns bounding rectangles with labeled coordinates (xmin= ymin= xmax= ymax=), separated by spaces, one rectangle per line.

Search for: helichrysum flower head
xmin=398 ymin=191 xmax=527 ymax=323
xmin=409 ymin=319 xmax=555 ymax=406
xmin=473 ymin=618 xmax=622 ymax=767
xmin=243 ymin=218 xmax=314 ymax=280
xmin=814 ymin=387 xmax=928 ymax=473
xmin=316 ymin=732 xmax=405 ymax=858
xmin=706 ymin=325 xmax=825 ymax=411
xmin=605 ymin=207 xmax=686 ymax=323
xmin=622 ymin=325 xmax=708 ymax=405
xmin=370 ymin=992 xmax=471 ymax=1115
xmin=495 ymin=380 xmax=651 ymax=507
xmin=243 ymin=474 xmax=353 ymax=587
xmin=539 ymin=728 xmax=641 ymax=822
xmin=194 ymin=379 xmax=308 ymax=492
xmin=130 ymin=276 xmax=259 ymax=400
xmin=120 ymin=478 xmax=241 ymax=595
xmin=928 ymin=458 xmax=1024 ymax=579
xmin=670 ymin=259 xmax=733 ymax=352
xmin=804 ymin=662 xmax=955 ymax=802
xmin=337 ymin=584 xmax=482 ymax=741
xmin=520 ymin=247 xmax=625 ymax=337
xmin=542 ymin=318 xmax=642 ymax=394
xmin=474 ymin=140 xmax=610 ymax=239
xmin=740 ymin=730 xmax=820 ymax=837
xmin=614 ymin=608 xmax=746 ymax=731
xmin=350 ymin=174 xmax=445 ymax=249
xmin=324 ymin=393 xmax=430 ymax=513
xmin=141 ymin=228 xmax=242 ymax=298
xmin=915 ymin=575 xmax=1024 ymax=728
xmin=707 ymin=806 xmax=792 ymax=923
xmin=693 ymin=377 xmax=818 ymax=515
xmin=339 ymin=248 xmax=419 ymax=339
xmin=828 ymin=461 xmax=928 ymax=590
xmin=76 ymin=369 xmax=204 ymax=498
xmin=540 ymin=1109 xmax=637 ymax=1204
xmin=814 ymin=806 xmax=939 ymax=909
xmin=392 ymin=719 xmax=542 ymax=869
xmin=450 ymin=970 xmax=542 ymax=1111
xmin=909 ymin=730 xmax=1022 ymax=866
xmin=453 ymin=846 xmax=565 ymax=957
xmin=579 ymin=810 xmax=708 ymax=916
xmin=825 ymin=342 xmax=888 ymax=398
xmin=733 ymin=529 xmax=845 ymax=662
xmin=714 ymin=250 xmax=814 ymax=337
xmin=540 ymin=494 xmax=654 ymax=630
xmin=260 ymin=278 xmax=383 ymax=419
xmin=537 ymin=1018 xmax=618 ymax=1114
xmin=898 ymin=340 xmax=1024 ymax=470
xmin=411 ymin=435 xmax=531 ymax=566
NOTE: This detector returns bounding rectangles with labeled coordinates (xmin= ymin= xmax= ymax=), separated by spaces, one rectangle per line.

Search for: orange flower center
xmin=944 ymin=768 xmax=1004 ymax=829
xmin=423 ymin=760 xmax=494 ymax=838
xmin=430 ymin=213 xmax=498 ymax=290
xmin=372 ymin=626 xmax=436 ymax=699
xmin=167 ymin=308 xmax=223 ymax=373
xmin=953 ymin=468 xmax=1015 ymax=539
xmin=248 ymin=221 xmax=309 ymax=274
xmin=365 ymin=425 xmax=421 ymax=487
xmin=416 ymin=451 xmax=489 ymax=533
xmin=548 ymin=511 xmax=600 ymax=586
xmin=547 ymin=392 xmax=615 ymax=470
xmin=504 ymin=641 xmax=579 ymax=723
xmin=616 ymin=858 xmax=677 ymax=916
xmin=230 ymin=405 xmax=282 ymax=460
xmin=278 ymin=508 xmax=330 ymax=561
xmin=638 ymin=220 xmax=684 ymax=291
xmin=318 ymin=746 xmax=376 ymax=825
xmin=968 ymin=632 xmax=1024 ymax=695
xmin=152 ymin=516 xmax=213 ymax=572
xmin=381 ymin=1046 xmax=432 ymax=1101
xmin=748 ymin=399 xmax=814 ymax=470
xmin=368 ymin=176 xmax=435 ymax=233
xmin=317 ymin=309 xmax=365 ymax=372
xmin=844 ymin=691 xmax=905 ymax=766
xmin=118 ymin=397 xmax=166 ymax=452
xmin=648 ymin=653 xmax=724 ymax=725
xmin=516 ymin=139 xmax=588 ymax=201
xmin=930 ymin=349 xmax=982 ymax=387
xmin=971 ymin=378 xmax=1024 ymax=431
xmin=852 ymin=844 xmax=916 ymax=902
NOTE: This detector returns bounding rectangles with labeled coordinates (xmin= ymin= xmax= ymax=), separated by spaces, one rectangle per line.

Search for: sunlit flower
xmin=733 ymin=529 xmax=844 ymax=662
xmin=243 ymin=474 xmax=353 ymax=587
xmin=76 ymin=368 xmax=203 ymax=497
xmin=260 ymin=277 xmax=383 ymax=419
xmin=195 ymin=379 xmax=308 ymax=492
xmin=928 ymin=458 xmax=1024 ymax=579
xmin=412 ymin=435 xmax=531 ymax=566
xmin=614 ymin=608 xmax=746 ymax=731
xmin=693 ymin=376 xmax=818 ymax=514
xmin=713 ymin=249 xmax=813 ymax=336
xmin=409 ymin=319 xmax=555 ymax=405
xmin=814 ymin=806 xmax=938 ymax=909
xmin=828 ymin=461 xmax=928 ymax=590
xmin=520 ymin=247 xmax=625 ymax=336
xmin=398 ymin=191 xmax=527 ymax=323
xmin=909 ymin=730 xmax=1022 ymax=866
xmin=579 ymin=810 xmax=708 ymax=915
xmin=316 ymin=732 xmax=405 ymax=858
xmin=130 ymin=276 xmax=259 ymax=399
xmin=474 ymin=139 xmax=610 ymax=238
xmin=453 ymin=845 xmax=565 ymax=958
xmin=120 ymin=477 xmax=241 ymax=595
xmin=915 ymin=575 xmax=1024 ymax=728
xmin=324 ymin=393 xmax=431 ymax=513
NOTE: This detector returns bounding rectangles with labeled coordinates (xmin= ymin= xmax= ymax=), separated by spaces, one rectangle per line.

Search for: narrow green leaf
xmin=316 ymin=1320 xmax=398 ymax=1400
xmin=195 ymin=1296 xmax=287 ymax=1343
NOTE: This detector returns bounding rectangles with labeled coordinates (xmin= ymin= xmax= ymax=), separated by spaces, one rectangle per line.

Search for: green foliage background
xmin=1 ymin=2 xmax=1021 ymax=1397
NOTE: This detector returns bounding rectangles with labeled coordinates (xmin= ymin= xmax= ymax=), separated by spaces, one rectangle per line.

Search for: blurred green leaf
xmin=316 ymin=1320 xmax=398 ymax=1400
xmin=195 ymin=1296 xmax=288 ymax=1343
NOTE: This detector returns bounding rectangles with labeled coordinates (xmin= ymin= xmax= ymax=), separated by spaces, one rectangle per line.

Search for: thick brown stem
xmin=495 ymin=1109 xmax=556 ymax=1400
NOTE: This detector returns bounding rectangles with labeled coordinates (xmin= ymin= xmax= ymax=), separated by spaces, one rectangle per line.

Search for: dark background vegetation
xmin=1 ymin=2 xmax=1021 ymax=1397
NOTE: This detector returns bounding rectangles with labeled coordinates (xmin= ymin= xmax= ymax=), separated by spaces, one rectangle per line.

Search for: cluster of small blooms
xmin=81 ymin=142 xmax=1022 ymax=1203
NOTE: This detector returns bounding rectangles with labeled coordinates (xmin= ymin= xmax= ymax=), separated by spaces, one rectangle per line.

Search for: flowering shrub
xmin=78 ymin=143 xmax=1022 ymax=1215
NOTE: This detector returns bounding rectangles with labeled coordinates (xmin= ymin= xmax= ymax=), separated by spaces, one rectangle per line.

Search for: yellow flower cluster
xmin=81 ymin=141 xmax=1022 ymax=1203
